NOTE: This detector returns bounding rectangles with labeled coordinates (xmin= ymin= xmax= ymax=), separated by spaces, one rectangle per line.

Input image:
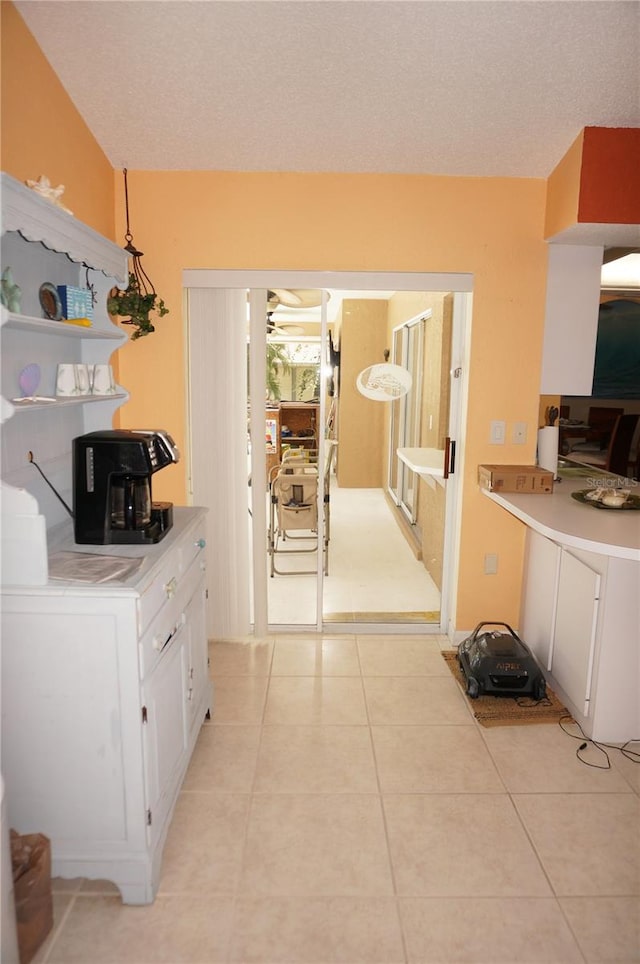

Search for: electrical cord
xmin=515 ymin=695 xmax=552 ymax=708
xmin=28 ymin=451 xmax=74 ymax=518
xmin=559 ymin=714 xmax=640 ymax=770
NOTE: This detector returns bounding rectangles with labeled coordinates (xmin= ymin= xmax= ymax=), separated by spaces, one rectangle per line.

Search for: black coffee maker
xmin=73 ymin=430 xmax=179 ymax=545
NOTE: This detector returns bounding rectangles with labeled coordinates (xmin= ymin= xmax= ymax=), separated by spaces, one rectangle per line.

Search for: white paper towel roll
xmin=537 ymin=426 xmax=559 ymax=476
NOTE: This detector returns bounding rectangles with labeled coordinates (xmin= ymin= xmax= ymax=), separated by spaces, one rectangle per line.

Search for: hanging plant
xmin=108 ymin=168 xmax=168 ymax=340
xmin=108 ymin=273 xmax=168 ymax=340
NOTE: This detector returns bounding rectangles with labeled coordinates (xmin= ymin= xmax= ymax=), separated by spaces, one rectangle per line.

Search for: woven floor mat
xmin=442 ymin=651 xmax=571 ymax=727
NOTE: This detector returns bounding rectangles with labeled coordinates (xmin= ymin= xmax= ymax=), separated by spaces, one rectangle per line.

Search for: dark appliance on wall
xmin=73 ymin=430 xmax=179 ymax=545
xmin=457 ymin=622 xmax=547 ymax=700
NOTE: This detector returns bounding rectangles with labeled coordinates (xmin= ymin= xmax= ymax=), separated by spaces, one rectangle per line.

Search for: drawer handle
xmin=164 ymin=576 xmax=178 ymax=598
xmin=152 ymin=612 xmax=186 ymax=652
xmin=195 ymin=538 xmax=206 ymax=549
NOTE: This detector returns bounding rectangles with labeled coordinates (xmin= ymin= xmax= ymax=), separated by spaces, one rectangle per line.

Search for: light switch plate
xmin=512 ymin=422 xmax=527 ymax=444
xmin=490 ymin=420 xmax=505 ymax=444
xmin=484 ymin=553 xmax=498 ymax=574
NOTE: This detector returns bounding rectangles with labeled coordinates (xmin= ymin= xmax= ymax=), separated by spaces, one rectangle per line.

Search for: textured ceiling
xmin=16 ymin=0 xmax=640 ymax=177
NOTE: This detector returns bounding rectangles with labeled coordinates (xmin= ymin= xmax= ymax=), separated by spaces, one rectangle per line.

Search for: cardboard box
xmin=11 ymin=831 xmax=53 ymax=964
xmin=478 ymin=464 xmax=554 ymax=493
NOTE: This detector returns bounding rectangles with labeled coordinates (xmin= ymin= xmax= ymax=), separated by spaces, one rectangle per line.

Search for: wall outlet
xmin=484 ymin=553 xmax=498 ymax=574
xmin=490 ymin=420 xmax=505 ymax=444
xmin=512 ymin=421 xmax=527 ymax=444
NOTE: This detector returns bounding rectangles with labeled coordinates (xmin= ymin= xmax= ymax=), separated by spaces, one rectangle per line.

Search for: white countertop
xmin=482 ymin=477 xmax=640 ymax=561
xmin=2 ymin=506 xmax=207 ymax=595
xmin=397 ymin=447 xmax=446 ymax=483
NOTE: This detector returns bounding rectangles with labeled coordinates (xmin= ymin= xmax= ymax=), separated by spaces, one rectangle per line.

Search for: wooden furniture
xmin=568 ymin=405 xmax=624 ymax=450
xmin=558 ymin=422 xmax=591 ymax=455
xmin=570 ymin=413 xmax=639 ymax=476
xmin=1 ymin=508 xmax=210 ymax=904
xmin=560 ymin=406 xmax=624 ymax=457
xmin=583 ymin=406 xmax=624 ymax=447
xmin=265 ymin=409 xmax=280 ymax=478
xmin=278 ymin=402 xmax=319 ymax=460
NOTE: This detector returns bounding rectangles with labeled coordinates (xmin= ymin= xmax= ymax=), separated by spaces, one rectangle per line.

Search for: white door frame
xmin=183 ymin=269 xmax=473 ymax=637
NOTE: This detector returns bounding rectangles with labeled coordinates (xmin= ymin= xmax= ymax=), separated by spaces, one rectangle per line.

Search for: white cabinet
xmin=0 ymin=172 xmax=128 ymax=536
xmin=551 ymin=549 xmax=600 ymax=718
xmin=521 ymin=529 xmax=560 ymax=671
xmin=141 ymin=567 xmax=209 ymax=857
xmin=521 ymin=528 xmax=639 ymax=742
xmin=539 ymin=244 xmax=603 ymax=396
xmin=1 ymin=508 xmax=211 ymax=904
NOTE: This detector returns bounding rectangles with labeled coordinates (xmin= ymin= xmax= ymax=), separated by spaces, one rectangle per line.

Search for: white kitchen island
xmin=482 ymin=472 xmax=640 ymax=743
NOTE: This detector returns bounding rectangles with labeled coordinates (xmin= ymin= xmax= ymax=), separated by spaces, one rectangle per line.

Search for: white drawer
xmin=138 ymin=568 xmax=200 ymax=679
xmin=178 ymin=523 xmax=207 ymax=581
xmin=136 ymin=518 xmax=207 ymax=637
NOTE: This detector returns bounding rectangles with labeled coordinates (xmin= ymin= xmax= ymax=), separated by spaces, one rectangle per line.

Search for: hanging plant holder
xmin=107 ymin=168 xmax=168 ymax=340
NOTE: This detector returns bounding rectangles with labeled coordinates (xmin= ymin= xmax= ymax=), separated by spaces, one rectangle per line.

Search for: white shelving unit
xmin=2 ymin=309 xmax=125 ymax=337
xmin=1 ymin=174 xmax=212 ymax=905
xmin=1 ymin=172 xmax=129 ymax=539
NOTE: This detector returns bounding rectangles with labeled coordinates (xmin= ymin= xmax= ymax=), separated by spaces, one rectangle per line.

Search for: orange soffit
xmin=577 ymin=127 xmax=640 ymax=225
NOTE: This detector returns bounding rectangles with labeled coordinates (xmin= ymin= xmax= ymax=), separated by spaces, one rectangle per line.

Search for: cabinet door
xmin=539 ymin=244 xmax=603 ymax=395
xmin=142 ymin=628 xmax=189 ymax=845
xmin=521 ymin=530 xmax=561 ymax=671
xmin=551 ymin=549 xmax=601 ymax=717
xmin=185 ymin=572 xmax=210 ymax=738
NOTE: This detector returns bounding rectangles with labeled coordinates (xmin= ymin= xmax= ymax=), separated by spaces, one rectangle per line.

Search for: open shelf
xmin=10 ymin=392 xmax=127 ymax=413
xmin=1 ymin=310 xmax=123 ymax=340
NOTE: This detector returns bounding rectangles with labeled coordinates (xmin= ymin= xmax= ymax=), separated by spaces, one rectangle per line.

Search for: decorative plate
xmin=39 ymin=282 xmax=63 ymax=320
xmin=571 ymin=489 xmax=640 ymax=510
xmin=356 ymin=363 xmax=413 ymax=401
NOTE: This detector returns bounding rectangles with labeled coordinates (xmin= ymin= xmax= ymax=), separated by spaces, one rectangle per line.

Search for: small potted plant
xmin=107 ymin=273 xmax=169 ymax=340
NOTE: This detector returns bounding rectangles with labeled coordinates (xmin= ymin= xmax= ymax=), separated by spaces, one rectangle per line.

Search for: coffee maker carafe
xmin=73 ymin=430 xmax=179 ymax=545
xmin=110 ymin=474 xmax=152 ymax=531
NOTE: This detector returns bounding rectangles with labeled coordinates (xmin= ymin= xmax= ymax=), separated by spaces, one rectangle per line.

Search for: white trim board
xmin=182 ymin=269 xmax=474 ymax=292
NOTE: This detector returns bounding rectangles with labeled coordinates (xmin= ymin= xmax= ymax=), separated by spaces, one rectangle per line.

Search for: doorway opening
xmin=185 ymin=270 xmax=472 ymax=638
xmin=388 ymin=311 xmax=429 ymax=523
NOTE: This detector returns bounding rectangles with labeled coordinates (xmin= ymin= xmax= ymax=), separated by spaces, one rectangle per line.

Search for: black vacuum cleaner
xmin=457 ymin=622 xmax=546 ymax=700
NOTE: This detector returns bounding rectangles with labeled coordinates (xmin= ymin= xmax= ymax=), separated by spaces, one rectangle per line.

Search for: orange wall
xmin=2 ymin=1 xmax=552 ymax=632
xmin=578 ymin=127 xmax=640 ymax=225
xmin=113 ymin=170 xmax=548 ymax=630
xmin=545 ymin=126 xmax=640 ymax=237
xmin=0 ymin=1 xmax=115 ymax=237
xmin=544 ymin=130 xmax=583 ymax=239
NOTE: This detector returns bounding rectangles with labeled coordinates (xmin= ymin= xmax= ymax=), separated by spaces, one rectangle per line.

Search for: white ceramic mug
xmin=75 ymin=363 xmax=91 ymax=395
xmin=56 ymin=363 xmax=80 ymax=396
xmin=91 ymin=363 xmax=116 ymax=395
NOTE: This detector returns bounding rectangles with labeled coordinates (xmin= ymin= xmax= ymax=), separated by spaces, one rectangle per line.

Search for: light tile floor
xmin=267 ymin=483 xmax=441 ymax=624
xmin=37 ymin=636 xmax=640 ymax=963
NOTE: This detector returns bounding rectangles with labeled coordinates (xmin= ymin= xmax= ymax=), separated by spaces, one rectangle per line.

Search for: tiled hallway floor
xmin=38 ymin=636 xmax=639 ymax=963
xmin=267 ymin=483 xmax=441 ymax=625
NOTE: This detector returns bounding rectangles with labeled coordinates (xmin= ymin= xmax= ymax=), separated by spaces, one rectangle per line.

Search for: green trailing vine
xmin=107 ymin=273 xmax=169 ymax=340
